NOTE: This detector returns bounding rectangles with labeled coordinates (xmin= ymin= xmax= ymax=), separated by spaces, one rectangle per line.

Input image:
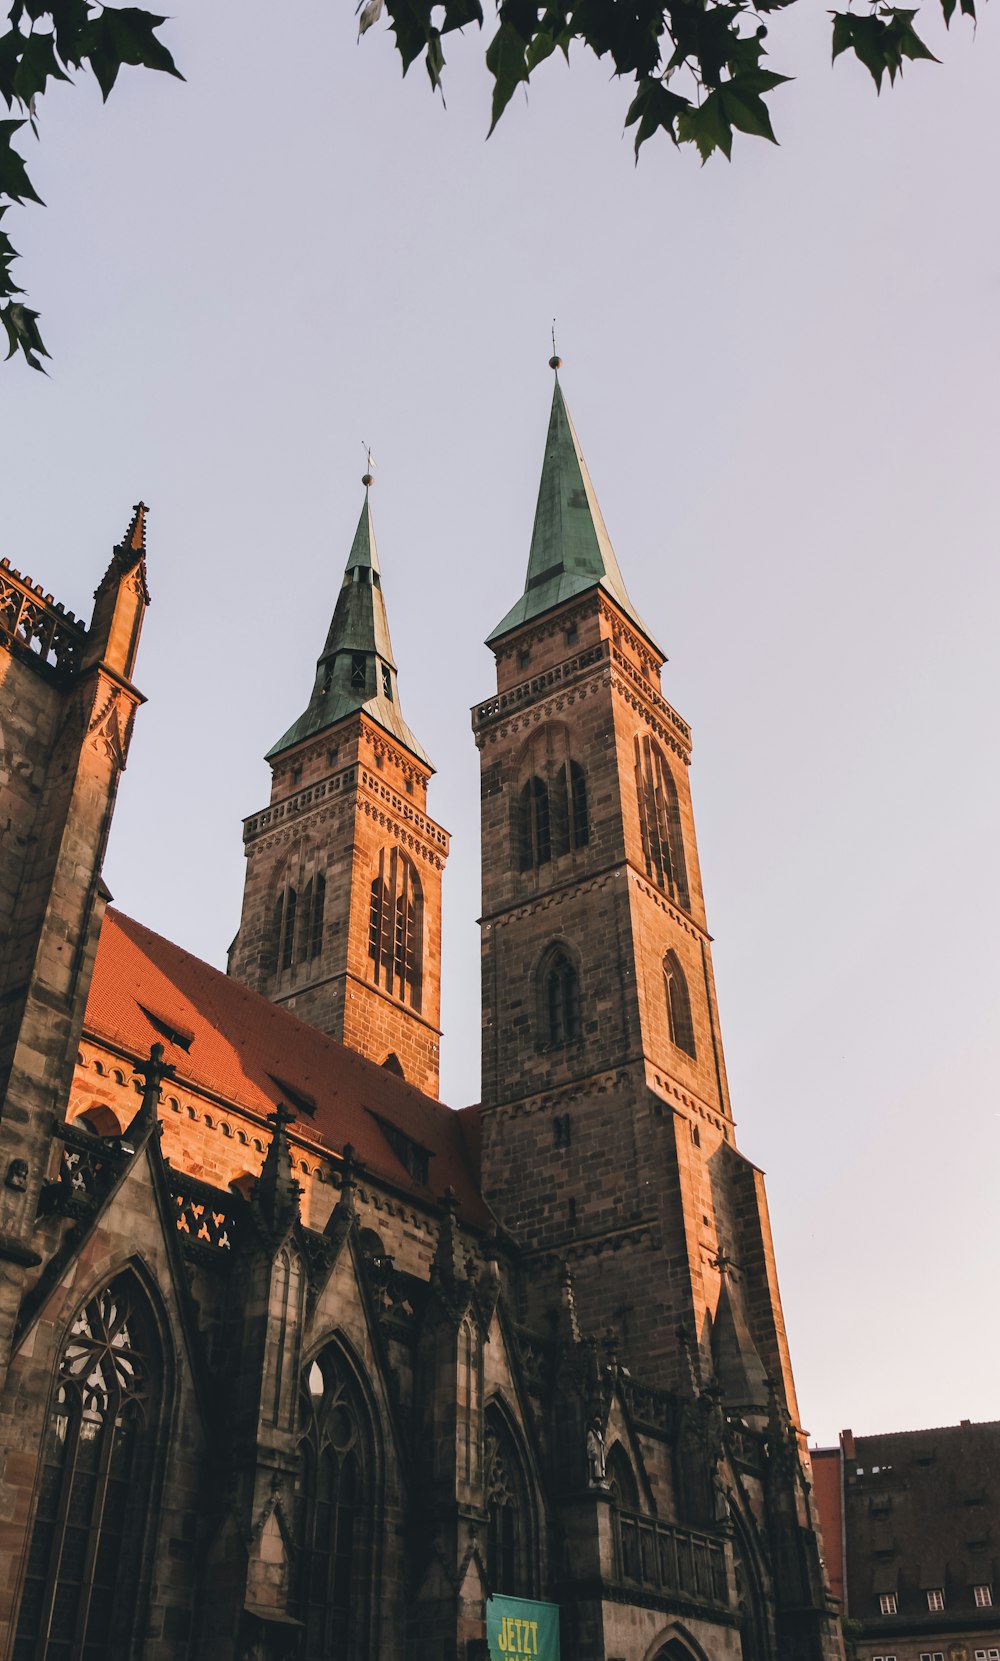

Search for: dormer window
xmin=351 ymin=653 xmax=367 ymax=692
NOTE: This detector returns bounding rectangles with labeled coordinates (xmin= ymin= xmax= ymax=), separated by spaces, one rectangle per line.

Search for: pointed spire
xmin=267 ymin=485 xmax=430 ymax=765
xmin=117 ymin=501 xmax=148 ymax=564
xmin=487 ymin=368 xmax=661 ymax=653
xmin=710 ymin=1251 xmax=769 ymax=1413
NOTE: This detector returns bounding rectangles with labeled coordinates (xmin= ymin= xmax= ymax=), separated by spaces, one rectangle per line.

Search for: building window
xmin=381 ymin=664 xmax=393 ymax=701
xmin=973 ymin=1651 xmax=1000 ymax=1660
xmin=275 ymin=867 xmax=326 ymax=971
xmin=663 ymin=949 xmax=696 ymax=1058
xmin=516 ymin=728 xmax=589 ymax=873
xmin=275 ymin=883 xmax=298 ymax=971
xmin=974 ymin=1585 xmax=993 ymax=1608
xmin=13 ymin=1276 xmax=162 ymax=1660
xmin=878 ymin=1593 xmax=897 ymax=1615
xmin=635 ymin=735 xmax=690 ymax=908
xmin=485 ymin=1409 xmax=534 ymax=1598
xmin=368 ymin=848 xmax=423 ymax=1010
xmin=519 ymin=777 xmax=551 ymax=869
xmin=350 ymin=652 xmax=367 ymax=692
xmin=540 ymin=947 xmax=580 ymax=1047
xmin=919 ymin=1652 xmax=945 ymax=1660
xmin=296 ymin=1348 xmax=374 ymax=1661
xmin=926 ymin=1588 xmax=945 ymax=1611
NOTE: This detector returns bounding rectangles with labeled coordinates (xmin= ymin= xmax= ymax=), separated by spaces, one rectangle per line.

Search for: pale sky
xmin=1 ymin=0 xmax=998 ymax=1447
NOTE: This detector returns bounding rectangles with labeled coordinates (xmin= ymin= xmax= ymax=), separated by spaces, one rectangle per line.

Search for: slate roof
xmin=84 ymin=908 xmax=489 ymax=1226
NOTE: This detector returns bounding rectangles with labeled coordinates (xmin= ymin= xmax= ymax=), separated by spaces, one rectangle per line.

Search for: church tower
xmin=474 ymin=366 xmax=799 ymax=1413
xmin=229 ymin=481 xmax=448 ymax=1096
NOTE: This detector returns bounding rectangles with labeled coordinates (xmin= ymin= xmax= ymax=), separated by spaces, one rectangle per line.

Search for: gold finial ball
xmin=362 ymin=472 xmax=374 ymax=488
xmin=549 ymin=355 xmax=562 ymax=370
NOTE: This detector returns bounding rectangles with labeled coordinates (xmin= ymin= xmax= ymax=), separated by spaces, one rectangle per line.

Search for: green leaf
xmin=0 ymin=119 xmax=44 ymax=204
xmin=719 ymin=66 xmax=790 ymax=141
xmin=83 ymin=7 xmax=183 ymax=101
xmin=485 ymin=18 xmax=530 ymax=133
xmin=13 ymin=33 xmax=72 ymax=105
xmin=425 ymin=25 xmax=445 ymax=93
xmin=624 ymin=76 xmax=689 ymax=154
xmin=526 ymin=30 xmax=556 ymax=69
xmin=386 ymin=0 xmax=433 ymax=73
xmin=442 ymin=0 xmax=484 ymax=34
xmin=677 ymin=89 xmax=732 ymax=160
xmin=1 ymin=298 xmax=48 ymax=371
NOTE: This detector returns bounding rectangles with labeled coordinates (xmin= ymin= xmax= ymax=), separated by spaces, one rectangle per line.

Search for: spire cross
xmin=712 ymin=1247 xmax=733 ymax=1276
xmin=361 ymin=441 xmax=376 ymax=489
xmin=549 ymin=318 xmax=562 ymax=373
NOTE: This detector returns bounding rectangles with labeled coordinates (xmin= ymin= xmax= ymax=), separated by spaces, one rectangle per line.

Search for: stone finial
xmin=117 ymin=502 xmax=148 ymax=562
xmin=251 ymin=1103 xmax=301 ymax=1245
xmin=129 ymin=1042 xmax=175 ymax=1134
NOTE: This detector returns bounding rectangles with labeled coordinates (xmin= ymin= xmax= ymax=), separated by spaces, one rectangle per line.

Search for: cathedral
xmin=0 ymin=366 xmax=844 ymax=1661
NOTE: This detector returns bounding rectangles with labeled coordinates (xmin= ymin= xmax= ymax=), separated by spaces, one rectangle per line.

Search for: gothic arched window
xmin=367 ymin=849 xmax=423 ymax=1010
xmin=517 ymin=729 xmax=589 ymax=873
xmin=539 ymin=947 xmax=581 ymax=1049
xmin=663 ymin=950 xmax=696 ymax=1059
xmin=304 ymin=871 xmax=326 ymax=960
xmin=519 ymin=777 xmax=551 ymax=870
xmin=295 ymin=1348 xmax=376 ymax=1661
xmin=13 ymin=1274 xmax=163 ymax=1661
xmin=485 ymin=1407 xmax=534 ymax=1599
xmin=635 ymin=736 xmax=690 ymax=909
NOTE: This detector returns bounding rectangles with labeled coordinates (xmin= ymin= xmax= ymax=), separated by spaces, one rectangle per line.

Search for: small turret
xmin=82 ymin=502 xmax=150 ymax=679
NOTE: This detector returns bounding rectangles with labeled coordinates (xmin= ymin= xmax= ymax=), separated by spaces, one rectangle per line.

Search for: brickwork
xmin=230 ymin=711 xmax=448 ymax=1097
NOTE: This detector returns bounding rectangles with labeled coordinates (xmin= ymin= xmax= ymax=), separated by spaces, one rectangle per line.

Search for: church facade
xmin=0 ymin=372 xmax=844 ymax=1661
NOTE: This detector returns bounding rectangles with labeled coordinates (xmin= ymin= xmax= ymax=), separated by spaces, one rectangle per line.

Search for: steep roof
xmin=84 ymin=908 xmax=489 ymax=1225
xmin=268 ymin=490 xmax=430 ymax=766
xmin=841 ymin=1420 xmax=1000 ymax=1621
xmin=488 ymin=374 xmax=662 ymax=654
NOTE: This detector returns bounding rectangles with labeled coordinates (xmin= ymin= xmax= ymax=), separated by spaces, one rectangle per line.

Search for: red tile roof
xmin=85 ymin=909 xmax=490 ymax=1227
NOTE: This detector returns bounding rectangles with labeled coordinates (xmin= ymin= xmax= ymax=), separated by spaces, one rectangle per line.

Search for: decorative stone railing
xmin=0 ymin=559 xmax=85 ymax=675
xmin=168 ymin=1169 xmax=241 ymax=1256
xmin=38 ymin=1123 xmax=129 ymax=1220
xmin=613 ymin=1511 xmax=728 ymax=1606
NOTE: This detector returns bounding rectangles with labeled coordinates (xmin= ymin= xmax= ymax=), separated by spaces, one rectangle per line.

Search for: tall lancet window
xmin=635 ymin=735 xmax=690 ymax=909
xmin=368 ymin=848 xmax=423 ymax=1010
xmin=485 ymin=1407 xmax=535 ymax=1598
xmin=273 ymin=859 xmax=327 ymax=973
xmin=13 ymin=1275 xmax=163 ymax=1661
xmin=663 ymin=949 xmax=696 ymax=1059
xmin=539 ymin=946 xmax=581 ymax=1049
xmin=296 ymin=1348 xmax=376 ymax=1661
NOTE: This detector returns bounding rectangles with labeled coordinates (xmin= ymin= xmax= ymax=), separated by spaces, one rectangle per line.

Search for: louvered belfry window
xmin=635 ymin=735 xmax=690 ymax=909
xmin=367 ymin=848 xmax=422 ymax=1010
xmin=13 ymin=1277 xmax=160 ymax=1661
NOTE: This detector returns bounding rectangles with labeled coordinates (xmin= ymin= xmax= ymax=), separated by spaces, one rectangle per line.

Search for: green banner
xmin=486 ymin=1594 xmax=560 ymax=1659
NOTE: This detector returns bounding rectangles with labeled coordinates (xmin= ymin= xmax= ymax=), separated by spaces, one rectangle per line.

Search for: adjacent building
xmin=811 ymin=1423 xmax=1000 ymax=1661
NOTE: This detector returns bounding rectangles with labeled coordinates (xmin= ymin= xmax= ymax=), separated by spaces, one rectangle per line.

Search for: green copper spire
xmin=268 ymin=488 xmax=430 ymax=765
xmin=488 ymin=370 xmax=662 ymax=652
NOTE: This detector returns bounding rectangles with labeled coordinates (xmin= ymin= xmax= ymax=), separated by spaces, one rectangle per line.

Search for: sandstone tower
xmin=229 ymin=485 xmax=448 ymax=1095
xmin=474 ymin=366 xmax=798 ymax=1410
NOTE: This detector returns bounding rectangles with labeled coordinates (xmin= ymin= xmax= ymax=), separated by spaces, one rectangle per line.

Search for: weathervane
xmin=362 ymin=441 xmax=376 ymax=489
